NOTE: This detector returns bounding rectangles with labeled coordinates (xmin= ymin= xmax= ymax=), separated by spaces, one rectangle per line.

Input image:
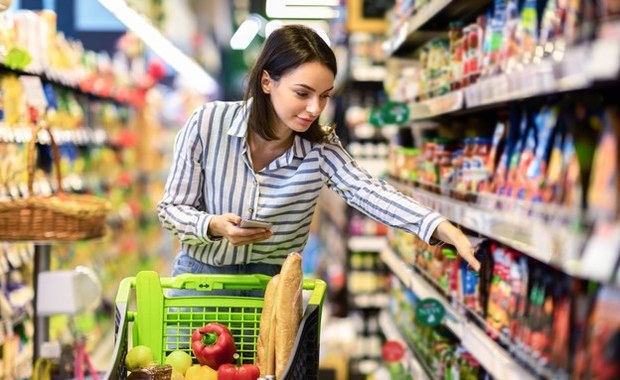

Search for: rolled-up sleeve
xmin=320 ymin=134 xmax=446 ymax=244
xmin=157 ymin=105 xmax=217 ymax=245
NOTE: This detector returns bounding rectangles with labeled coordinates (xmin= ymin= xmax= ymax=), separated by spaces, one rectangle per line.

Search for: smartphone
xmin=239 ymin=219 xmax=273 ymax=229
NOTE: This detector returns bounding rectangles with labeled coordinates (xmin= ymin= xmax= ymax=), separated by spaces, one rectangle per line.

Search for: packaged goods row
xmin=389 ymin=0 xmax=620 ymax=95
xmin=383 ymin=227 xmax=620 ymax=380
xmin=389 ymin=102 xmax=619 ymax=221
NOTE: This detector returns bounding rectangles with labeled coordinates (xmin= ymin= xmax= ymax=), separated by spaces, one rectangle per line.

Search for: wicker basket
xmin=0 ymin=124 xmax=110 ymax=242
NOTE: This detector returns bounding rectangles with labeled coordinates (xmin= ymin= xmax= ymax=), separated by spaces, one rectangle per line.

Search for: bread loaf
xmin=256 ymin=274 xmax=279 ymax=376
xmin=274 ymin=252 xmax=303 ymax=378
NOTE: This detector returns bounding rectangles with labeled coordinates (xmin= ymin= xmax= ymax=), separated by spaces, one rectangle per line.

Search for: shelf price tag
xmin=381 ymin=101 xmax=410 ymax=125
xmin=415 ymin=298 xmax=445 ymax=328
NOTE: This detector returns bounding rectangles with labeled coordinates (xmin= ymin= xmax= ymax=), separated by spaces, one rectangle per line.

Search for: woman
xmin=157 ymin=24 xmax=480 ymax=287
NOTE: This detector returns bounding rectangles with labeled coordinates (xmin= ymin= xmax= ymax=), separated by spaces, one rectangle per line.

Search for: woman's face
xmin=262 ymin=61 xmax=335 ymax=136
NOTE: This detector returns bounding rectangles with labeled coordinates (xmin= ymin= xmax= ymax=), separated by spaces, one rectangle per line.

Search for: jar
xmin=438 ymin=151 xmax=455 ymax=196
xmin=450 ymin=149 xmax=464 ymax=195
xmin=391 ymin=146 xmax=406 ymax=180
xmin=449 ymin=21 xmax=464 ymax=91
xmin=403 ymin=147 xmax=420 ymax=183
xmin=420 ymin=139 xmax=437 ymax=188
xmin=470 ymin=137 xmax=492 ymax=193
xmin=455 ymin=138 xmax=474 ymax=200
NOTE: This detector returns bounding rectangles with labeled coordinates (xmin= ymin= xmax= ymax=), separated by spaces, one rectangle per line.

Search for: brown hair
xmin=244 ymin=24 xmax=337 ymax=143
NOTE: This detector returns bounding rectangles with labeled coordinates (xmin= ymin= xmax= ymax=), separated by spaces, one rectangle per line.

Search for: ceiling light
xmin=230 ymin=15 xmax=262 ymax=50
xmin=266 ymin=0 xmax=340 ymax=19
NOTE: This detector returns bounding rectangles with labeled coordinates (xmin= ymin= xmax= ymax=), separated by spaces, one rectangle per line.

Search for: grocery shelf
xmin=387 ymin=178 xmax=604 ymax=281
xmin=351 ymin=65 xmax=387 ymax=82
xmin=380 ymin=246 xmax=536 ymax=380
xmin=0 ymin=125 xmax=108 ymax=146
xmin=378 ymin=310 xmax=431 ymax=380
xmin=409 ymin=90 xmax=464 ymax=121
xmin=385 ymin=0 xmax=492 ymax=56
xmin=351 ymin=292 xmax=390 ymax=309
xmin=379 ymin=245 xmax=462 ymax=335
xmin=0 ymin=63 xmax=134 ymax=104
xmin=463 ymin=38 xmax=620 ymax=109
xmin=403 ymin=31 xmax=620 ymax=122
xmin=348 ymin=236 xmax=387 ymax=252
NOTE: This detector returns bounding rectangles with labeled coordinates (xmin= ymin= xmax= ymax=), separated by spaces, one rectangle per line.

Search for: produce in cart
xmin=164 ymin=350 xmax=193 ymax=378
xmin=191 ymin=322 xmax=237 ymax=369
xmin=125 ymin=345 xmax=155 ymax=371
xmin=185 ymin=364 xmax=217 ymax=380
xmin=217 ymin=354 xmax=260 ymax=380
xmin=107 ymin=270 xmax=325 ymax=380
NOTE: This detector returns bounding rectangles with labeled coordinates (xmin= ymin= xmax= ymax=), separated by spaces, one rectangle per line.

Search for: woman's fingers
xmin=459 ymin=245 xmax=480 ymax=272
xmin=228 ymin=227 xmax=273 ymax=246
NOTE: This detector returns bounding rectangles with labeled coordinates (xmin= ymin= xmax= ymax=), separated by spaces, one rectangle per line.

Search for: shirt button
xmin=248 ymin=208 xmax=253 ymax=214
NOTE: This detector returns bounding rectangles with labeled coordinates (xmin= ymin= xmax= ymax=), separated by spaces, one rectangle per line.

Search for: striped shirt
xmin=157 ymin=100 xmax=445 ymax=266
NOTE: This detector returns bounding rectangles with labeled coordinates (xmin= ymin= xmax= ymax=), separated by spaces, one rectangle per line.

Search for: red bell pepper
xmin=191 ymin=322 xmax=237 ymax=369
xmin=217 ymin=359 xmax=260 ymax=380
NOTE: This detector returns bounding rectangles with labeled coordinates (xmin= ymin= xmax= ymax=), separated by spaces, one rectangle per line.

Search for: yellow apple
xmin=165 ymin=350 xmax=193 ymax=375
xmin=125 ymin=345 xmax=154 ymax=370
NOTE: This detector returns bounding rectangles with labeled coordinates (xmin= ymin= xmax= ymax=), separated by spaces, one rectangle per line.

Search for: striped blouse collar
xmin=226 ymin=98 xmax=313 ymax=159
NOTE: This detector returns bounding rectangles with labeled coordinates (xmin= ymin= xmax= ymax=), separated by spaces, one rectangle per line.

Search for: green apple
xmin=165 ymin=350 xmax=193 ymax=375
xmin=125 ymin=345 xmax=154 ymax=370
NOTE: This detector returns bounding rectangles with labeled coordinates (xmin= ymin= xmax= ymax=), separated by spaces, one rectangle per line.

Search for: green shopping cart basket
xmin=102 ymin=271 xmax=327 ymax=380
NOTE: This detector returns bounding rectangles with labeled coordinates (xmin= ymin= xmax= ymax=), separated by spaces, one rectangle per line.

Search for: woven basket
xmin=0 ymin=124 xmax=110 ymax=242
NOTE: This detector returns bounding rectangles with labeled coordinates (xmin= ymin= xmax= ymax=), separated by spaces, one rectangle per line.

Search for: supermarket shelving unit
xmin=0 ymin=54 xmax=148 ymax=378
xmin=377 ymin=0 xmax=620 ymax=378
xmin=381 ymin=246 xmax=538 ymax=380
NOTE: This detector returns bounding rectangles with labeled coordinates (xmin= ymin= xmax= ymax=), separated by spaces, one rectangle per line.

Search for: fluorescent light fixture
xmin=265 ymin=20 xmax=331 ymax=46
xmin=285 ymin=0 xmax=340 ymax=5
xmin=97 ymin=0 xmax=218 ymax=94
xmin=230 ymin=16 xmax=262 ymax=50
xmin=266 ymin=0 xmax=340 ymax=19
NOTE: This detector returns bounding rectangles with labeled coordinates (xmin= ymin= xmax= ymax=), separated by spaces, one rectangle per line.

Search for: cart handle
xmin=304 ymin=278 xmax=326 ymax=306
xmin=162 ymin=273 xmax=272 ymax=291
xmin=114 ymin=277 xmax=134 ymax=304
xmin=115 ymin=273 xmax=326 ymax=306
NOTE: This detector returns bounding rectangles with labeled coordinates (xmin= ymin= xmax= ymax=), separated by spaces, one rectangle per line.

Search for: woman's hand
xmin=432 ymin=220 xmax=481 ymax=271
xmin=208 ymin=213 xmax=273 ymax=246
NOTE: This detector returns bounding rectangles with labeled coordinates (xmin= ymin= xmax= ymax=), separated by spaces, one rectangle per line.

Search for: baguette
xmin=274 ymin=252 xmax=303 ymax=378
xmin=256 ymin=274 xmax=279 ymax=376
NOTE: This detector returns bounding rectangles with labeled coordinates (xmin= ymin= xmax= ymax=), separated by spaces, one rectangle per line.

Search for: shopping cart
xmin=102 ymin=271 xmax=326 ymax=380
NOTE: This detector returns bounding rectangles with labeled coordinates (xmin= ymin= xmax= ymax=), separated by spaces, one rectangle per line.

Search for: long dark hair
xmin=244 ymin=24 xmax=337 ymax=143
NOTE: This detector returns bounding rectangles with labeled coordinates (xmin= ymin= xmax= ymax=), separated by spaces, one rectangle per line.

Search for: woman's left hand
xmin=432 ymin=220 xmax=480 ymax=271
